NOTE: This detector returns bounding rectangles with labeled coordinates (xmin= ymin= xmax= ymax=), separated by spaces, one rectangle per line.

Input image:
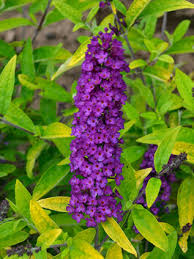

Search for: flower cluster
xmin=133 ymin=144 xmax=176 ymax=233
xmin=7 ymin=244 xmax=34 ymax=257
xmin=67 ymin=29 xmax=129 ymax=227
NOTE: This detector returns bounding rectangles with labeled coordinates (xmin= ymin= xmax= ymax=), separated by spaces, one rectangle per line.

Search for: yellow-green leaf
xmin=0 ymin=18 xmax=32 ymax=33
xmin=129 ymin=59 xmax=147 ymax=69
xmin=101 ymin=217 xmax=137 ymax=256
xmin=159 ymin=222 xmax=175 ymax=234
xmin=126 ymin=0 xmax=152 ymax=28
xmin=0 ymin=55 xmax=16 ymax=115
xmin=146 ymin=178 xmax=161 ymax=208
xmin=30 ymin=200 xmax=58 ymax=233
xmin=119 ymin=120 xmax=136 ymax=137
xmin=37 ymin=229 xmax=62 ymax=249
xmin=132 ymin=205 xmax=168 ymax=251
xmin=172 ymin=141 xmax=194 ymax=164
xmin=26 ymin=141 xmax=47 ymax=179
xmin=177 ymin=177 xmax=194 ymax=252
xmin=52 ymin=38 xmax=90 ymax=80
xmin=106 ymin=243 xmax=123 ymax=259
xmin=154 ymin=126 xmax=181 ymax=172
xmin=4 ymin=103 xmax=36 ymax=133
xmin=135 ymin=168 xmax=152 ymax=190
xmin=38 ymin=197 xmax=70 ymax=212
xmin=70 ymin=238 xmax=103 ymax=259
xmin=57 ymin=157 xmax=70 ymax=166
xmin=74 ymin=228 xmax=96 ymax=244
xmin=0 ymin=231 xmax=29 ymax=249
xmin=41 ymin=122 xmax=71 ymax=139
xmin=33 ymin=164 xmax=69 ymax=200
xmin=15 ymin=179 xmax=32 ymax=221
xmin=140 ymin=252 xmax=150 ymax=259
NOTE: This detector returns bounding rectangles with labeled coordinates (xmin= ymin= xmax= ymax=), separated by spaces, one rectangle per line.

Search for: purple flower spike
xmin=68 ymin=30 xmax=129 ymax=226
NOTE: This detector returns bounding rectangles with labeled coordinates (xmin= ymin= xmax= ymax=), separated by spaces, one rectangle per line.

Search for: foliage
xmin=0 ymin=0 xmax=193 ymax=258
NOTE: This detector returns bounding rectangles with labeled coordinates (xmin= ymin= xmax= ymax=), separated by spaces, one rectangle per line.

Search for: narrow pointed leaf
xmin=106 ymin=243 xmax=123 ymax=259
xmin=132 ymin=205 xmax=168 ymax=251
xmin=30 ymin=200 xmax=58 ymax=233
xmin=38 ymin=196 xmax=70 ymax=212
xmin=146 ymin=178 xmax=161 ymax=208
xmin=37 ymin=229 xmax=62 ymax=249
xmin=101 ymin=217 xmax=137 ymax=256
xmin=0 ymin=55 xmax=16 ymax=115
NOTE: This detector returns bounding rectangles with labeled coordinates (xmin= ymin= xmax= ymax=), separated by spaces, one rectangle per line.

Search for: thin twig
xmin=161 ymin=12 xmax=167 ymax=40
xmin=96 ymin=235 xmax=109 ymax=251
xmin=32 ymin=0 xmax=52 ymax=43
xmin=112 ymin=10 xmax=146 ymax=85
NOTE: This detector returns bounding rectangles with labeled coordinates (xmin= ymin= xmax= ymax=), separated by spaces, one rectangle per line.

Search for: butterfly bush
xmin=67 ymin=29 xmax=129 ymax=227
xmin=133 ymin=144 xmax=176 ymax=232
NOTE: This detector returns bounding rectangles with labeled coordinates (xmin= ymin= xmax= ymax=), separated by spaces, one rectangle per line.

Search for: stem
xmin=32 ymin=0 xmax=52 ymax=43
xmin=112 ymin=10 xmax=146 ymax=85
xmin=96 ymin=235 xmax=109 ymax=251
xmin=95 ymin=224 xmax=99 ymax=250
xmin=161 ymin=12 xmax=167 ymax=40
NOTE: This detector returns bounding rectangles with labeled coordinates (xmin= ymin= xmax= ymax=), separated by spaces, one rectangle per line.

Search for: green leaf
xmin=18 ymin=74 xmax=38 ymax=90
xmin=113 ymin=0 xmax=127 ymax=15
xmin=154 ymin=126 xmax=181 ymax=172
xmin=0 ymin=219 xmax=26 ymax=239
xmin=38 ymin=196 xmax=70 ymax=212
xmin=36 ymin=78 xmax=72 ymax=103
xmin=86 ymin=5 xmax=99 ymax=22
xmin=146 ymin=178 xmax=161 ymax=208
xmin=40 ymin=122 xmax=72 ymax=139
xmin=101 ymin=217 xmax=137 ymax=256
xmin=53 ymin=0 xmax=82 ymax=24
xmin=122 ymin=145 xmax=146 ymax=163
xmin=144 ymin=16 xmax=157 ymax=38
xmin=0 ymin=55 xmax=16 ymax=115
xmin=173 ymin=20 xmax=190 ymax=43
xmin=135 ymin=168 xmax=152 ymax=191
xmin=33 ymin=164 xmax=69 ymax=200
xmin=117 ymin=162 xmax=137 ymax=210
xmin=0 ymin=0 xmax=36 ymax=13
xmin=70 ymin=238 xmax=103 ymax=259
xmin=126 ymin=0 xmax=152 ymax=28
xmin=0 ymin=163 xmax=16 ymax=177
xmin=4 ymin=103 xmax=36 ymax=133
xmin=135 ymin=79 xmax=155 ymax=108
xmin=0 ymin=231 xmax=29 ymax=249
xmin=129 ymin=59 xmax=147 ymax=69
xmin=0 ymin=39 xmax=15 ymax=58
xmin=177 ymin=177 xmax=194 ymax=253
xmin=30 ymin=200 xmax=58 ymax=233
xmin=132 ymin=205 xmax=168 ymax=251
xmin=119 ymin=120 xmax=136 ymax=137
xmin=166 ymin=36 xmax=194 ymax=54
xmin=21 ymin=38 xmax=35 ymax=78
xmin=0 ymin=18 xmax=32 ymax=32
xmin=123 ymin=102 xmax=139 ymax=120
xmin=15 ymin=179 xmax=32 ymax=221
xmin=147 ymin=231 xmax=177 ymax=259
xmin=33 ymin=45 xmax=72 ymax=62
xmin=74 ymin=228 xmax=96 ymax=244
xmin=37 ymin=229 xmax=62 ymax=249
xmin=26 ymin=141 xmax=47 ymax=179
xmin=140 ymin=0 xmax=194 ymax=18
xmin=158 ymin=54 xmax=174 ymax=64
xmin=106 ymin=243 xmax=123 ymax=259
xmin=175 ymin=69 xmax=194 ymax=110
xmin=52 ymin=38 xmax=90 ymax=79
